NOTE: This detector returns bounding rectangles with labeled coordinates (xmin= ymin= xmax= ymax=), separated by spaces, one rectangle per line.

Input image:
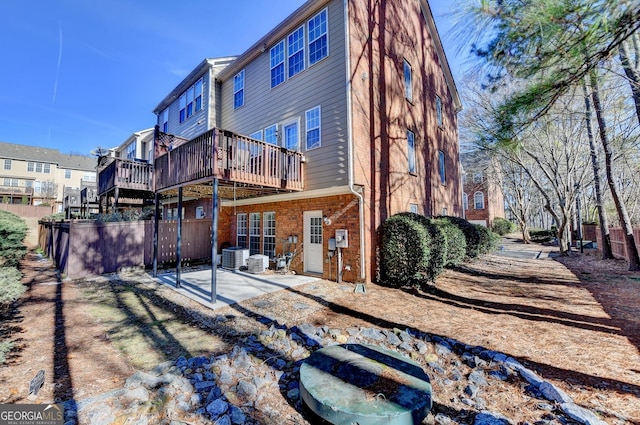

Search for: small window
xmin=196 ymin=206 xmax=205 ymax=219
xmin=463 ymin=193 xmax=469 ymax=211
xmin=442 ymin=207 xmax=448 ymax=215
xmin=305 ymin=106 xmax=321 ymax=150
xmin=263 ymin=212 xmax=276 ymax=259
xmin=179 ymin=94 xmax=186 ymax=123
xmin=265 ymin=125 xmax=278 ymax=145
xmin=410 ymin=204 xmax=418 ymax=214
xmin=186 ymin=85 xmax=194 ymax=118
xmin=404 ymin=60 xmax=412 ymax=102
xmin=127 ymin=141 xmax=137 ymax=160
xmin=250 ymin=130 xmax=263 ymax=141
xmin=234 ymin=70 xmax=245 ymax=109
xmin=36 ymin=162 xmax=43 ymax=173
xmin=438 ymin=151 xmax=446 ymax=184
xmin=27 ymin=162 xmax=34 ymax=172
xmin=283 ymin=121 xmax=299 ymax=151
xmin=162 ymin=109 xmax=169 ymax=132
xmin=44 ymin=164 xmax=51 ymax=174
xmin=474 ymin=191 xmax=485 ymax=209
xmin=237 ymin=213 xmax=248 ymax=248
xmin=309 ymin=9 xmax=328 ymax=65
xmin=288 ymin=26 xmax=305 ymax=78
xmin=270 ymin=41 xmax=285 ymax=88
xmin=436 ymin=95 xmax=443 ymax=127
xmin=3 ymin=159 xmax=11 ymax=170
xmin=65 ymin=169 xmax=71 ymax=179
xmin=407 ymin=130 xmax=416 ymax=173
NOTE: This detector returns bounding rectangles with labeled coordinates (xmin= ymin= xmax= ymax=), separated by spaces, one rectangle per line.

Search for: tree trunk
xmin=590 ymin=71 xmax=640 ymax=271
xmin=619 ymin=34 xmax=640 ymax=125
xmin=581 ymin=79 xmax=614 ymax=259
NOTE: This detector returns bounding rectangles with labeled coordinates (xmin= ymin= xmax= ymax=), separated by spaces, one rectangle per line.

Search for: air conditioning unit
xmin=221 ymin=247 xmax=249 ymax=270
xmin=247 ymin=254 xmax=269 ymax=274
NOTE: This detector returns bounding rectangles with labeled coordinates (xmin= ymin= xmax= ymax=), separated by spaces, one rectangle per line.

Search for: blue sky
xmin=0 ymin=0 xmax=464 ymax=156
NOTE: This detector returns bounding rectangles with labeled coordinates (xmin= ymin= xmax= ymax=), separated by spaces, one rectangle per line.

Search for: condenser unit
xmin=247 ymin=254 xmax=269 ymax=274
xmin=221 ymin=247 xmax=249 ymax=270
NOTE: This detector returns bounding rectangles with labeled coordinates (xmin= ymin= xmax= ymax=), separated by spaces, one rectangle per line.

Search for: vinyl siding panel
xmin=220 ymin=0 xmax=348 ymax=191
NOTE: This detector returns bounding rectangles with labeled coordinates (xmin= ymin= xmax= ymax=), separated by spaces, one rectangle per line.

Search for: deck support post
xmin=153 ymin=192 xmax=159 ymax=278
xmin=211 ymin=178 xmax=218 ymax=303
xmin=176 ymin=186 xmax=183 ymax=288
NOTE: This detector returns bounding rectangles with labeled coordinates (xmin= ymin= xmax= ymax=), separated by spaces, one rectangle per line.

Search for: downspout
xmin=344 ymin=0 xmax=366 ymax=281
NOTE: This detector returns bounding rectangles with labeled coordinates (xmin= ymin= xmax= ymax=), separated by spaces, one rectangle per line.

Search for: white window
xmin=65 ymin=169 xmax=71 ymax=179
xmin=263 ymin=212 xmax=276 ymax=259
xmin=3 ymin=159 xmax=11 ymax=170
xmin=162 ymin=109 xmax=169 ymax=132
xmin=283 ymin=121 xmax=299 ymax=151
xmin=234 ymin=70 xmax=245 ymax=109
xmin=439 ymin=150 xmax=446 ymax=185
xmin=288 ymin=26 xmax=305 ymax=78
xmin=186 ymin=85 xmax=195 ymax=118
xmin=194 ymin=78 xmax=203 ymax=113
xmin=36 ymin=162 xmax=43 ymax=173
xmin=249 ymin=212 xmax=261 ymax=255
xmin=474 ymin=191 xmax=485 ymax=209
xmin=27 ymin=162 xmax=34 ymax=172
xmin=407 ymin=130 xmax=416 ymax=173
xmin=195 ymin=206 xmax=205 ymax=219
xmin=410 ymin=204 xmax=418 ymax=214
xmin=83 ymin=172 xmax=96 ymax=182
xmin=308 ymin=9 xmax=328 ymax=65
xmin=250 ymin=130 xmax=263 ymax=141
xmin=404 ymin=59 xmax=412 ymax=102
xmin=179 ymin=93 xmax=187 ymax=123
xmin=270 ymin=41 xmax=285 ymax=88
xmin=237 ymin=213 xmax=248 ymax=248
xmin=463 ymin=193 xmax=469 ymax=210
xmin=44 ymin=163 xmax=50 ymax=174
xmin=126 ymin=141 xmax=137 ymax=160
xmin=265 ymin=125 xmax=278 ymax=145
xmin=436 ymin=95 xmax=443 ymax=127
xmin=179 ymin=77 xmax=203 ymax=122
xmin=305 ymin=106 xmax=321 ymax=150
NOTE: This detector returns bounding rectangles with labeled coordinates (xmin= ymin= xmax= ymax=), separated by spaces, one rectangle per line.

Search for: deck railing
xmin=154 ymin=128 xmax=304 ymax=192
xmin=98 ymin=158 xmax=154 ymax=196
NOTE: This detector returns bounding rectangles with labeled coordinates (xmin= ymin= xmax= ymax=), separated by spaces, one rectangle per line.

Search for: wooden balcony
xmin=154 ymin=128 xmax=305 ymax=194
xmin=98 ymin=158 xmax=154 ymax=197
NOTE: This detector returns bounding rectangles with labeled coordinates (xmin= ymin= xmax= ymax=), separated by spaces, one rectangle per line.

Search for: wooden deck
xmin=98 ymin=158 xmax=154 ymax=196
xmin=154 ymin=128 xmax=304 ymax=193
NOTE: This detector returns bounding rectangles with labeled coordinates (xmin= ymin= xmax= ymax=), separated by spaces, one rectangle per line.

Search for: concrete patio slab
xmin=154 ymin=267 xmax=319 ymax=310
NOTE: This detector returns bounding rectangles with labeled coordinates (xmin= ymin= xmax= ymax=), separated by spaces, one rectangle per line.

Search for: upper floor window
xmin=3 ymin=159 xmax=11 ymax=170
xmin=179 ymin=77 xmax=203 ymax=122
xmin=270 ymin=41 xmax=285 ymax=88
xmin=179 ymin=94 xmax=187 ymax=123
xmin=308 ymin=9 xmax=328 ymax=65
xmin=404 ymin=59 xmax=412 ymax=102
xmin=83 ymin=172 xmax=96 ymax=182
xmin=407 ymin=130 xmax=416 ymax=173
xmin=161 ymin=109 xmax=169 ymax=132
xmin=43 ymin=163 xmax=50 ymax=173
xmin=474 ymin=191 xmax=485 ymax=209
xmin=288 ymin=26 xmax=305 ymax=78
xmin=305 ymin=106 xmax=321 ymax=150
xmin=250 ymin=130 xmax=263 ymax=141
xmin=283 ymin=121 xmax=299 ymax=151
xmin=126 ymin=141 xmax=137 ymax=160
xmin=194 ymin=78 xmax=203 ymax=113
xmin=436 ymin=95 xmax=443 ymax=127
xmin=265 ymin=125 xmax=278 ymax=145
xmin=65 ymin=169 xmax=71 ymax=179
xmin=473 ymin=172 xmax=483 ymax=183
xmin=463 ymin=193 xmax=469 ymax=210
xmin=234 ymin=70 xmax=245 ymax=109
xmin=438 ymin=150 xmax=446 ymax=185
xmin=35 ymin=162 xmax=42 ymax=173
xmin=28 ymin=162 xmax=34 ymax=172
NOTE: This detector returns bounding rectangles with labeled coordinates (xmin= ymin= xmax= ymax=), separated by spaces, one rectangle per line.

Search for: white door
xmin=304 ymin=210 xmax=324 ymax=274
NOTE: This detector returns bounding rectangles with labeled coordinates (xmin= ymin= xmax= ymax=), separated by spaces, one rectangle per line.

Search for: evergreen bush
xmin=437 ymin=215 xmax=483 ymax=258
xmin=492 ymin=217 xmax=515 ymax=235
xmin=0 ymin=267 xmax=25 ymax=312
xmin=433 ymin=218 xmax=466 ymax=267
xmin=379 ymin=215 xmax=432 ymax=288
xmin=476 ymin=224 xmax=501 ymax=254
xmin=0 ymin=210 xmax=27 ymax=267
xmin=396 ymin=212 xmax=447 ymax=283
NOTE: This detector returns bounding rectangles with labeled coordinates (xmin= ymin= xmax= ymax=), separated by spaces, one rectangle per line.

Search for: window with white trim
xmin=162 ymin=109 xmax=169 ymax=132
xmin=305 ymin=106 xmax=321 ymax=150
xmin=283 ymin=121 xmax=299 ymax=151
xmin=196 ymin=206 xmax=205 ymax=219
xmin=249 ymin=213 xmax=261 ymax=255
xmin=27 ymin=162 xmax=34 ymax=172
xmin=265 ymin=125 xmax=278 ymax=145
xmin=234 ymin=70 xmax=245 ymax=109
xmin=250 ymin=130 xmax=263 ymax=141
xmin=83 ymin=172 xmax=96 ymax=182
xmin=436 ymin=95 xmax=443 ymax=127
xmin=179 ymin=77 xmax=203 ymax=122
xmin=263 ymin=212 xmax=276 ymax=258
xmin=65 ymin=169 xmax=71 ymax=179
xmin=270 ymin=41 xmax=285 ymax=88
xmin=308 ymin=9 xmax=328 ymax=65
xmin=410 ymin=204 xmax=418 ymax=214
xmin=126 ymin=141 xmax=137 ymax=160
xmin=3 ymin=159 xmax=11 ymax=170
xmin=404 ymin=59 xmax=412 ymax=102
xmin=179 ymin=94 xmax=187 ymax=123
xmin=237 ymin=213 xmax=248 ymax=248
xmin=407 ymin=130 xmax=416 ymax=173
xmin=44 ymin=163 xmax=50 ymax=173
xmin=288 ymin=26 xmax=305 ymax=78
xmin=194 ymin=78 xmax=203 ymax=113
xmin=474 ymin=191 xmax=485 ymax=209
xmin=36 ymin=162 xmax=43 ymax=173
xmin=438 ymin=150 xmax=446 ymax=184
xmin=463 ymin=193 xmax=469 ymax=210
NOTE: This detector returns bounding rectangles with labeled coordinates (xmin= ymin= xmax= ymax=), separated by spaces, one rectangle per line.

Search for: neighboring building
xmin=460 ymin=150 xmax=505 ymax=228
xmin=0 ymin=141 xmax=96 ymax=212
xmin=126 ymin=0 xmax=462 ymax=283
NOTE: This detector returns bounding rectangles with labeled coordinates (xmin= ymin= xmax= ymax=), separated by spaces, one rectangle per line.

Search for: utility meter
xmin=335 ymin=229 xmax=348 ymax=248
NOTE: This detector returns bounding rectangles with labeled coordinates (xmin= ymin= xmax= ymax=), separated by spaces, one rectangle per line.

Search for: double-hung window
xmin=65 ymin=169 xmax=71 ymax=179
xmin=407 ymin=130 xmax=416 ymax=173
xmin=237 ymin=213 xmax=248 ymax=248
xmin=270 ymin=41 xmax=285 ymax=88
xmin=44 ymin=163 xmax=50 ymax=173
xmin=438 ymin=150 xmax=446 ymax=184
xmin=250 ymin=130 xmax=263 ymax=141
xmin=305 ymin=106 xmax=321 ymax=150
xmin=249 ymin=213 xmax=261 ymax=255
xmin=194 ymin=78 xmax=203 ymax=112
xmin=186 ymin=85 xmax=194 ymax=118
xmin=234 ymin=70 xmax=245 ymax=109
xmin=127 ymin=141 xmax=137 ymax=160
xmin=27 ymin=162 xmax=34 ymax=172
xmin=463 ymin=193 xmax=469 ymax=211
xmin=436 ymin=95 xmax=443 ymax=127
xmin=179 ymin=94 xmax=187 ymax=123
xmin=283 ymin=121 xmax=299 ymax=151
xmin=263 ymin=212 xmax=276 ymax=259
xmin=474 ymin=192 xmax=485 ymax=209
xmin=288 ymin=26 xmax=305 ymax=78
xmin=161 ymin=109 xmax=169 ymax=132
xmin=404 ymin=60 xmax=412 ymax=101
xmin=3 ymin=159 xmax=11 ymax=170
xmin=308 ymin=9 xmax=328 ymax=65
xmin=265 ymin=125 xmax=278 ymax=145
xmin=36 ymin=162 xmax=43 ymax=173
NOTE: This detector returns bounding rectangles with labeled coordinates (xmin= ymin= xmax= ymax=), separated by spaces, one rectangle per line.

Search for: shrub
xmin=492 ymin=217 xmax=515 ymax=236
xmin=379 ymin=215 xmax=432 ymax=288
xmin=0 ymin=340 xmax=14 ymax=364
xmin=530 ymin=228 xmax=555 ymax=243
xmin=0 ymin=267 xmax=25 ymax=314
xmin=433 ymin=218 xmax=466 ymax=267
xmin=476 ymin=224 xmax=501 ymax=254
xmin=437 ymin=215 xmax=483 ymax=259
xmin=0 ymin=210 xmax=27 ymax=267
xmin=396 ymin=212 xmax=447 ymax=283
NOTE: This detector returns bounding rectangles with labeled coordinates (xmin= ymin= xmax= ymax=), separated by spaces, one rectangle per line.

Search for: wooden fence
xmin=0 ymin=203 xmax=54 ymax=218
xmin=39 ymin=219 xmax=213 ymax=279
xmin=583 ymin=223 xmax=640 ymax=262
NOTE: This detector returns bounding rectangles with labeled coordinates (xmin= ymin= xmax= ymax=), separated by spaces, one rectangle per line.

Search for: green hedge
xmin=0 ymin=210 xmax=27 ymax=268
xmin=0 ymin=267 xmax=25 ymax=312
xmin=396 ymin=212 xmax=447 ymax=282
xmin=491 ymin=217 xmax=515 ymax=236
xmin=433 ymin=218 xmax=466 ymax=267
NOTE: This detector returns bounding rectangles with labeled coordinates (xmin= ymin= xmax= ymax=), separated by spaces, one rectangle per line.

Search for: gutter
xmin=344 ymin=0 xmax=366 ymax=282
